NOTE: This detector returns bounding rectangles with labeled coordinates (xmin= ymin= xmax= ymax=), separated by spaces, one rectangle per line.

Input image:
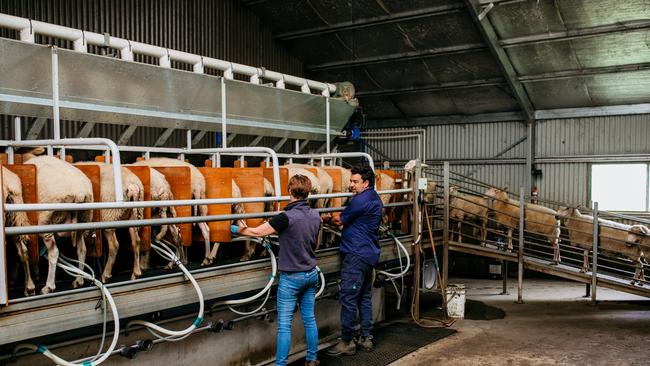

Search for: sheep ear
xmin=502 ymin=186 xmax=509 ymax=192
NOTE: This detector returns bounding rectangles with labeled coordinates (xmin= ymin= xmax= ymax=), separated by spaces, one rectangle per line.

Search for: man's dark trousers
xmin=339 ymin=253 xmax=374 ymax=342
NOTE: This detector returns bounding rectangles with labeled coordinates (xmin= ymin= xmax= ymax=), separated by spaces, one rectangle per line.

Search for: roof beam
xmin=464 ymin=0 xmax=535 ymax=121
xmin=191 ymin=130 xmax=207 ymax=145
xmin=154 ymin=128 xmax=175 ymax=147
xmin=227 ymin=133 xmax=238 ymax=144
xmin=275 ymin=4 xmax=465 ymax=41
xmin=273 ymin=137 xmax=289 ymax=151
xmin=26 ymin=118 xmax=47 ymax=140
xmin=535 ymin=103 xmax=650 ymax=120
xmin=299 ymin=139 xmax=311 ymax=152
xmin=367 ymin=111 xmax=524 ymax=128
xmin=306 ymin=43 xmax=486 ymax=71
xmin=76 ymin=122 xmax=96 ymax=138
xmin=248 ymin=135 xmax=264 ymax=147
xmin=477 ymin=0 xmax=530 ymax=5
xmin=356 ymin=78 xmax=504 ymax=97
xmin=518 ymin=62 xmax=650 ymax=83
xmin=117 ymin=125 xmax=138 ymax=145
xmin=501 ymin=20 xmax=650 ymax=48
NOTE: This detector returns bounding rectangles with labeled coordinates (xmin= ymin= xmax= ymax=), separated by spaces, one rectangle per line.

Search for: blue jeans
xmin=339 ymin=253 xmax=374 ymax=342
xmin=276 ymin=268 xmax=319 ymax=366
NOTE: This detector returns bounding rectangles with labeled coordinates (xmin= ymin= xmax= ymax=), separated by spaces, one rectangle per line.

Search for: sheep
xmin=75 ymin=162 xmax=145 ymax=282
xmin=485 ymin=187 xmax=560 ymax=263
xmin=450 ymin=186 xmax=488 ymax=245
xmin=284 ymin=166 xmax=321 ymax=207
xmin=22 ymin=154 xmax=94 ymax=294
xmin=241 ymin=177 xmax=276 ymax=261
xmin=285 ymin=164 xmax=332 ymax=208
xmin=2 ymin=166 xmax=36 ymax=296
xmin=557 ymin=207 xmax=642 ymax=280
xmin=627 ymin=225 xmax=650 ymax=284
xmin=134 ymin=158 xmax=229 ymax=266
xmin=139 ymin=167 xmax=183 ymax=270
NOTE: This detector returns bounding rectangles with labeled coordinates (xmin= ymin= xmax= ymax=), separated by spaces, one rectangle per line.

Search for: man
xmin=326 ymin=165 xmax=383 ymax=356
xmin=233 ymin=175 xmax=321 ymax=366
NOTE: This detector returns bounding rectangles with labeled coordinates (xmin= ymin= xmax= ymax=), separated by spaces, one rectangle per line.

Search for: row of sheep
xmin=448 ymin=186 xmax=650 ymax=284
xmin=2 ymin=151 xmax=399 ymax=296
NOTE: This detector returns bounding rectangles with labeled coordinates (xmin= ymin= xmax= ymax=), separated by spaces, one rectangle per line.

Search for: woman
xmin=233 ymin=174 xmax=321 ymax=366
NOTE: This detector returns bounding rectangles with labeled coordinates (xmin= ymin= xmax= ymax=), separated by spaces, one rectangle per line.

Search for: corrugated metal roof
xmin=243 ymin=0 xmax=650 ymax=123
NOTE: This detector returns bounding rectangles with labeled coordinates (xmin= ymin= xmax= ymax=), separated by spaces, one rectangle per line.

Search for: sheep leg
xmin=140 ymin=250 xmax=150 ymax=272
xmin=193 ymin=221 xmax=211 ymax=266
xmin=240 ymin=241 xmax=256 ymax=262
xmin=41 ymin=234 xmax=59 ymax=294
xmin=632 ymin=257 xmax=644 ymax=285
xmin=457 ymin=221 xmax=463 ymax=244
xmin=203 ymin=242 xmax=219 ymax=266
xmin=16 ymin=239 xmax=35 ymax=296
xmin=70 ymin=231 xmax=87 ymax=289
xmin=507 ymin=228 xmax=513 ymax=252
xmin=550 ymin=237 xmax=560 ymax=265
xmin=101 ymin=230 xmax=118 ymax=283
xmin=129 ymin=226 xmax=142 ymax=280
xmin=581 ymin=249 xmax=589 ymax=273
xmin=480 ymin=220 xmax=487 ymax=247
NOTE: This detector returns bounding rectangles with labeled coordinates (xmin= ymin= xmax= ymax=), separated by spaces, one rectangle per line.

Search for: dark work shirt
xmin=339 ymin=188 xmax=383 ymax=266
xmin=269 ymin=200 xmax=321 ymax=272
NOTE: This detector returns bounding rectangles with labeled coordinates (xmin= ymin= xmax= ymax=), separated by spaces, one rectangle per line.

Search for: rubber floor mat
xmin=289 ymin=322 xmax=456 ymax=366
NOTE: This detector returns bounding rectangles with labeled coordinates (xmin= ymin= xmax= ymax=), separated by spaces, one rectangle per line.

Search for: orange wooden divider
xmin=204 ymin=159 xmax=213 ymax=168
xmin=5 ymin=164 xmax=39 ymax=265
xmin=234 ymin=160 xmax=248 ymax=168
xmin=153 ymin=167 xmax=193 ymax=246
xmin=198 ymin=168 xmax=232 ymax=243
xmin=264 ymin=167 xmax=289 ymax=210
xmin=125 ymin=166 xmax=152 ymax=251
xmin=74 ymin=164 xmax=103 ymax=257
xmin=323 ymin=167 xmax=343 ymax=219
xmin=232 ymin=168 xmax=264 ymax=227
xmin=0 ymin=153 xmax=23 ymax=165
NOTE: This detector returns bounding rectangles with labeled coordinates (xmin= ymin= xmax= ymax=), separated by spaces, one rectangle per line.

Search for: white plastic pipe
xmin=15 ymin=261 xmax=120 ymax=366
xmin=127 ymin=241 xmax=204 ymax=338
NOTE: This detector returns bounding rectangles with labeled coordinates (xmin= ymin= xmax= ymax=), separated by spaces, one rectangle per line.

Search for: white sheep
xmin=133 ymin=158 xmax=246 ymax=266
xmin=140 ymin=167 xmax=183 ymax=269
xmin=75 ymin=162 xmax=145 ymax=282
xmin=22 ymin=154 xmax=94 ymax=294
xmin=486 ymin=187 xmax=560 ymax=263
xmin=2 ymin=166 xmax=36 ymax=296
xmin=285 ymin=164 xmax=332 ymax=208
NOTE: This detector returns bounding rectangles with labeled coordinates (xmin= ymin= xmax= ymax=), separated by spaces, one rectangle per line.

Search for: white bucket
xmin=445 ymin=284 xmax=466 ymax=319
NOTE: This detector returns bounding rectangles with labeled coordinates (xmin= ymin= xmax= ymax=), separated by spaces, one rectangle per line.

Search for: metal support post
xmin=326 ymin=97 xmax=331 ymax=153
xmin=516 ymin=186 xmax=525 ymax=304
xmin=51 ymin=47 xmax=61 ymax=141
xmin=501 ymin=260 xmax=508 ymax=295
xmin=442 ymin=162 xmax=450 ymax=289
xmin=0 ymin=171 xmax=6 ymax=306
xmin=221 ymin=78 xmax=227 ymax=148
xmin=187 ymin=130 xmax=192 ymax=150
xmin=295 ymin=139 xmax=300 ymax=154
xmin=592 ymin=202 xmax=599 ymax=304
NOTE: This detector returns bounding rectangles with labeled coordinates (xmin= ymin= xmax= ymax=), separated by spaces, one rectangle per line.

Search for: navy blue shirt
xmin=269 ymin=200 xmax=321 ymax=272
xmin=339 ymin=187 xmax=383 ymax=266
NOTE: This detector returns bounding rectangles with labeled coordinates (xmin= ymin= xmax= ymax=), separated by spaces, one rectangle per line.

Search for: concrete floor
xmin=390 ymin=278 xmax=650 ymax=366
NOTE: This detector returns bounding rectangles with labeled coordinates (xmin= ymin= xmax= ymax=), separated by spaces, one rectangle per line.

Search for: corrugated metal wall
xmin=0 ymin=0 xmax=304 ymax=148
xmin=426 ymin=122 xmax=526 ymax=161
xmin=536 ymin=114 xmax=650 ymax=156
xmin=367 ymin=114 xmax=650 ymax=209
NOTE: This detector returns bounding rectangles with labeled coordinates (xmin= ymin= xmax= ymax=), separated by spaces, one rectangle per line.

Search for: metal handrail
xmin=6 ymin=138 xmax=124 ymax=201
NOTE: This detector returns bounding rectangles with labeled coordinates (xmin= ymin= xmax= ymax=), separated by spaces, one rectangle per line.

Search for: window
xmin=591 ymin=164 xmax=648 ymax=211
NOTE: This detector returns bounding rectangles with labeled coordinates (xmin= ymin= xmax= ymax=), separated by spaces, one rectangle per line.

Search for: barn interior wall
xmin=367 ymin=113 xmax=650 ymax=209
